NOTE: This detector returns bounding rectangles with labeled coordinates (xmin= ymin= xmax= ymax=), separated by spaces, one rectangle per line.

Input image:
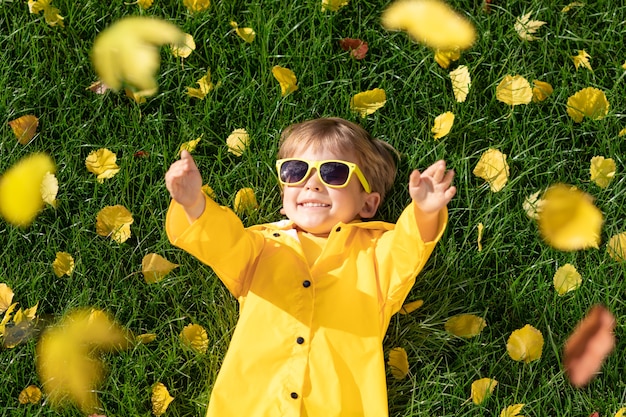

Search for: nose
xmin=303 ymin=168 xmax=323 ymax=191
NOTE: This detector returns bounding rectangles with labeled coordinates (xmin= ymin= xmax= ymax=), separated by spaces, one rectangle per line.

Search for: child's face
xmin=280 ymin=146 xmax=379 ymax=236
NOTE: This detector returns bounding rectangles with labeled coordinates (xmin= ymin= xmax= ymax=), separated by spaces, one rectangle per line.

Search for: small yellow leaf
xmin=13 ymin=302 xmax=38 ymax=325
xmin=507 ymin=324 xmax=544 ymax=363
xmin=607 ymin=232 xmax=626 ymax=262
xmin=445 ymin=314 xmax=486 ymax=338
xmin=433 ymin=48 xmax=460 ymax=69
xmin=152 ymin=382 xmax=174 ymax=416
xmin=562 ymin=2 xmax=584 ymax=12
xmin=171 ymin=33 xmax=195 ymax=58
xmin=473 ymin=149 xmax=509 ymax=192
xmin=28 ymin=0 xmax=64 ymax=27
xmin=477 ymin=222 xmax=484 ymax=251
xmin=137 ymin=0 xmax=154 ymax=9
xmin=85 ymin=148 xmax=120 ymax=183
xmin=532 ymin=80 xmax=553 ymax=102
xmin=230 ymin=21 xmax=256 ymax=43
xmin=0 ymin=283 xmax=15 ymax=314
xmin=125 ymin=88 xmax=152 ymax=104
xmin=350 ymin=88 xmax=387 ymax=117
xmin=19 ymin=385 xmax=42 ymax=405
xmin=202 ymin=184 xmax=216 ymax=199
xmin=40 ymin=171 xmax=58 ymax=208
xmin=178 ymin=136 xmax=202 ymax=156
xmin=271 ymin=66 xmax=298 ymax=97
xmin=96 ymin=205 xmax=134 ymax=243
xmin=321 ymin=0 xmax=348 ymax=11
xmin=431 ymin=111 xmax=455 ymax=139
xmin=470 ymin=378 xmax=497 ymax=405
xmin=0 ymin=303 xmax=18 ymax=337
xmin=180 ymin=323 xmax=209 ymax=354
xmin=399 ymin=299 xmax=424 ymax=314
xmin=449 ymin=65 xmax=471 ymax=103
xmin=0 ymin=153 xmax=56 ymax=227
xmin=8 ymin=115 xmax=39 ymax=145
xmin=136 ymin=333 xmax=157 ymax=344
xmin=381 ymin=0 xmax=476 ymax=51
xmin=514 ymin=12 xmax=546 ymax=41
xmin=537 ymin=184 xmax=603 ymax=251
xmin=187 ymin=69 xmax=214 ymax=99
xmin=183 ymin=0 xmax=210 ymax=12
xmin=387 ymin=347 xmax=409 ymax=379
xmin=553 ymin=263 xmax=582 ymax=295
xmin=234 ymin=187 xmax=258 ymax=215
xmin=590 ymin=156 xmax=616 ymax=188
xmin=52 ymin=252 xmax=75 ymax=278
xmin=523 ymin=190 xmax=544 ymax=220
xmin=572 ymin=50 xmax=592 ymax=71
xmin=142 ymin=253 xmax=179 ymax=284
xmin=500 ymin=403 xmax=525 ymax=417
xmin=619 ymin=127 xmax=626 ymax=136
xmin=615 ymin=408 xmax=626 ymax=417
xmin=496 ymin=75 xmax=533 ymax=106
xmin=226 ymin=128 xmax=250 ymax=156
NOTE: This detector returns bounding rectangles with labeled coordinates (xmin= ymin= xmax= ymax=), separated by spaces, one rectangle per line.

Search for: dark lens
xmin=320 ymin=162 xmax=350 ymax=186
xmin=280 ymin=160 xmax=309 ymax=184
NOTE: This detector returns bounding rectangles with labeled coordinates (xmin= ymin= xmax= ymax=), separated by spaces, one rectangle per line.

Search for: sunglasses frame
xmin=276 ymin=158 xmax=371 ymax=193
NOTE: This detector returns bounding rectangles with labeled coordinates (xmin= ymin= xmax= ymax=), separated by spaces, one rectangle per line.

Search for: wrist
xmin=184 ymin=192 xmax=206 ymax=222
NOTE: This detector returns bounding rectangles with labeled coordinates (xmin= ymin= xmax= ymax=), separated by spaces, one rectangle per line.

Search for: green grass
xmin=1 ymin=0 xmax=625 ymax=416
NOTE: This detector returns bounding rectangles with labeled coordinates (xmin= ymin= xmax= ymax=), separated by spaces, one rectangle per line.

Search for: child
xmin=165 ymin=117 xmax=456 ymax=417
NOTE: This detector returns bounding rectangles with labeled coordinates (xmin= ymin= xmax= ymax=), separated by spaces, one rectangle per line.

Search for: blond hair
xmin=277 ymin=118 xmax=398 ymax=201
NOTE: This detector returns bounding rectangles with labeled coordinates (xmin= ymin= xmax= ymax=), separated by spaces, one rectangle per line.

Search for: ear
xmin=359 ymin=192 xmax=381 ymax=219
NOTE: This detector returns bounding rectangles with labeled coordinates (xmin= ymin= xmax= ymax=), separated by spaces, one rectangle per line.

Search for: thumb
xmin=180 ymin=149 xmax=193 ymax=160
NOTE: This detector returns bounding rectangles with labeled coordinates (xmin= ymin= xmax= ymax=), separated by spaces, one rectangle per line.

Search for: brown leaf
xmin=8 ymin=115 xmax=39 ymax=145
xmin=339 ymin=38 xmax=368 ymax=60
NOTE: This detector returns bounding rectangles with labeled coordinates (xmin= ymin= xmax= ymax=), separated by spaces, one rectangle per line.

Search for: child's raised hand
xmin=165 ymin=150 xmax=204 ymax=218
xmin=409 ymin=160 xmax=456 ymax=214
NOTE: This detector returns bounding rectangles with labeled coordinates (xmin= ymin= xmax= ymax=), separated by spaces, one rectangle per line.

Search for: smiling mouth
xmin=299 ymin=202 xmax=330 ymax=207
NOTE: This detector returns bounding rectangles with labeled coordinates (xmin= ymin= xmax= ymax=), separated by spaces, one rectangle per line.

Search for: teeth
xmin=301 ymin=202 xmax=329 ymax=207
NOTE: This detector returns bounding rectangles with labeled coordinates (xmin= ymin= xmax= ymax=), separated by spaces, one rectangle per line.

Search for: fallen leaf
xmin=230 ymin=21 xmax=256 ymax=43
xmin=537 ymin=184 xmax=603 ymax=251
xmin=142 ymin=253 xmax=179 ymax=284
xmin=0 ymin=303 xmax=18 ymax=337
xmin=0 ymin=284 xmax=14 ymax=314
xmin=171 ymin=33 xmax=195 ymax=58
xmin=95 ymin=205 xmax=134 ymax=243
xmin=0 ymin=153 xmax=56 ymax=227
xmin=566 ymin=86 xmax=608 ymax=123
xmin=40 ymin=171 xmax=58 ymax=208
xmin=532 ymin=80 xmax=553 ymax=102
xmin=514 ymin=12 xmax=546 ymax=41
xmin=431 ymin=111 xmax=455 ymax=139
xmin=473 ymin=149 xmax=509 ymax=192
xmin=187 ymin=69 xmax=214 ymax=99
xmin=137 ymin=0 xmax=154 ymax=9
xmin=8 ymin=115 xmax=39 ymax=145
xmin=339 ymin=38 xmax=368 ymax=60
xmin=399 ymin=299 xmax=424 ymax=314
xmin=500 ymin=404 xmax=525 ymax=417
xmin=434 ymin=48 xmax=460 ymax=68
xmin=449 ymin=65 xmax=471 ymax=102
xmin=619 ymin=127 xmax=626 ymax=136
xmin=471 ymin=378 xmax=497 ymax=404
xmin=85 ymin=148 xmax=120 ymax=183
xmin=553 ymin=263 xmax=582 ymax=295
xmin=496 ymin=75 xmax=533 ymax=106
xmin=382 ymin=0 xmax=476 ymax=51
xmin=563 ymin=305 xmax=616 ymax=387
xmin=607 ymin=232 xmax=626 ymax=262
xmin=136 ymin=333 xmax=157 ymax=344
xmin=52 ymin=252 xmax=75 ymax=278
xmin=387 ymin=347 xmax=409 ymax=379
xmin=202 ymin=184 xmax=216 ymax=199
xmin=507 ymin=324 xmax=544 ymax=363
xmin=321 ymin=0 xmax=349 ymax=12
xmin=234 ymin=188 xmax=258 ymax=215
xmin=86 ymin=80 xmax=111 ymax=94
xmin=477 ymin=222 xmax=484 ymax=251
xmin=445 ymin=314 xmax=486 ymax=337
xmin=523 ymin=190 xmax=544 ymax=219
xmin=272 ymin=66 xmax=298 ymax=97
xmin=350 ymin=88 xmax=386 ymax=117
xmin=572 ymin=50 xmax=592 ymax=71
xmin=615 ymin=408 xmax=626 ymax=417
xmin=562 ymin=2 xmax=585 ymax=12
xmin=183 ymin=0 xmax=210 ymax=12
xmin=178 ymin=136 xmax=202 ymax=156
xmin=152 ymin=382 xmax=174 ymax=416
xmin=28 ymin=0 xmax=64 ymax=27
xmin=125 ymin=88 xmax=150 ymax=104
xmin=180 ymin=323 xmax=209 ymax=354
xmin=590 ymin=156 xmax=616 ymax=188
xmin=226 ymin=128 xmax=250 ymax=156
xmin=19 ymin=385 xmax=42 ymax=405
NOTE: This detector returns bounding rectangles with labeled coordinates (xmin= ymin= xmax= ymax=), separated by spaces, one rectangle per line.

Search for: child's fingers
xmin=408 ymin=169 xmax=421 ymax=188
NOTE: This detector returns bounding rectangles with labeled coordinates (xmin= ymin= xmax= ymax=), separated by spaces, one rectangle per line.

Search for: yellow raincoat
xmin=166 ymin=195 xmax=447 ymax=417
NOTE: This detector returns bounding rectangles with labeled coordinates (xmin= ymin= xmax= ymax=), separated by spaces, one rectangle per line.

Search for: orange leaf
xmin=8 ymin=115 xmax=39 ymax=145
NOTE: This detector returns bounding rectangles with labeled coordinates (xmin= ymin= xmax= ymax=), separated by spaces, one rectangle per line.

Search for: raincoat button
xmin=290 ymin=392 xmax=298 ymax=399
xmin=273 ymin=232 xmax=280 ymax=237
xmin=335 ymin=226 xmax=341 ymax=232
xmin=302 ymin=280 xmax=311 ymax=288
xmin=296 ymin=337 xmax=304 ymax=344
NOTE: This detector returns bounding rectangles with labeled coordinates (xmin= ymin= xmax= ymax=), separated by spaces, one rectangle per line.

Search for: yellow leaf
xmin=507 ymin=324 xmax=544 ymax=363
xmin=125 ymin=87 xmax=152 ymax=104
xmin=431 ymin=111 xmax=455 ymax=139
xmin=0 ymin=303 xmax=18 ymax=337
xmin=152 ymin=382 xmax=174 ymax=416
xmin=590 ymin=156 xmax=616 ymax=188
xmin=19 ymin=385 xmax=42 ymax=405
xmin=445 ymin=314 xmax=486 ymax=337
xmin=40 ymin=171 xmax=58 ymax=208
xmin=607 ymin=232 xmax=626 ymax=262
xmin=234 ymin=187 xmax=258 ymax=215
xmin=622 ymin=61 xmax=626 ymax=70
xmin=399 ymin=299 xmax=424 ymax=314
xmin=449 ymin=65 xmax=471 ymax=103
xmin=615 ymin=408 xmax=626 ymax=417
xmin=0 ymin=283 xmax=15 ymax=314
xmin=28 ymin=0 xmax=64 ymax=27
xmin=230 ymin=21 xmax=256 ymax=43
xmin=178 ymin=136 xmax=202 ymax=156
xmin=136 ymin=333 xmax=157 ymax=344
xmin=85 ymin=148 xmax=120 ymax=183
xmin=477 ymin=222 xmax=484 ymax=251
xmin=496 ymin=75 xmax=533 ymax=106
xmin=52 ymin=252 xmax=75 ymax=278
xmin=473 ymin=149 xmax=509 ymax=192
xmin=532 ymin=80 xmax=553 ymax=102
xmin=537 ymin=184 xmax=603 ymax=251
xmin=321 ymin=0 xmax=348 ymax=11
xmin=470 ymin=378 xmax=497 ymax=404
xmin=180 ymin=323 xmax=209 ymax=354
xmin=187 ymin=69 xmax=214 ymax=99
xmin=271 ymin=66 xmax=298 ymax=97
xmin=500 ymin=403 xmax=525 ymax=417
xmin=387 ymin=347 xmax=409 ymax=379
xmin=91 ymin=17 xmax=185 ymax=93
xmin=562 ymin=2 xmax=584 ymax=12
xmin=202 ymin=184 xmax=216 ymax=199
xmin=142 ymin=253 xmax=179 ymax=284
xmin=226 ymin=128 xmax=250 ymax=156
xmin=523 ymin=190 xmax=545 ymax=220
xmin=382 ymin=0 xmax=476 ymax=51
xmin=96 ymin=205 xmax=134 ymax=243
xmin=171 ymin=33 xmax=196 ymax=58
xmin=13 ymin=302 xmax=38 ymax=325
xmin=572 ymin=50 xmax=592 ymax=71
xmin=434 ymin=48 xmax=461 ymax=69
xmin=0 ymin=153 xmax=56 ymax=227
xmin=619 ymin=127 xmax=626 ymax=136
xmin=183 ymin=0 xmax=210 ymax=12
xmin=8 ymin=115 xmax=39 ymax=145
xmin=514 ymin=12 xmax=546 ymax=41
xmin=137 ymin=0 xmax=154 ymax=9
xmin=350 ymin=88 xmax=387 ymax=117
xmin=553 ymin=263 xmax=582 ymax=296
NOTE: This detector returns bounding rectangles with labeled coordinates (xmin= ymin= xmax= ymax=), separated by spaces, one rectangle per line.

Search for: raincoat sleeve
xmin=165 ymin=193 xmax=265 ymax=297
xmin=377 ymin=202 xmax=448 ymax=316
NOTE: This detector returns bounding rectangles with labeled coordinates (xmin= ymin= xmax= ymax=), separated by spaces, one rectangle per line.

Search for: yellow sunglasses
xmin=276 ymin=158 xmax=371 ymax=193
